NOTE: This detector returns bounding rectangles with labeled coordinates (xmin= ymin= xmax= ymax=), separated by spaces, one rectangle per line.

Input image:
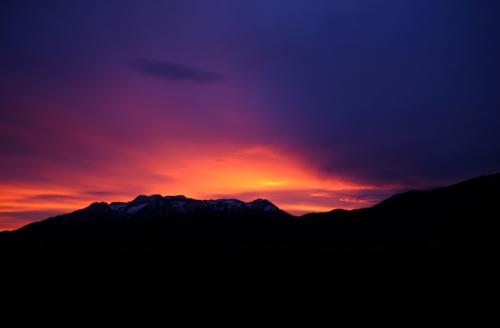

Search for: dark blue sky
xmin=1 ymin=0 xmax=500 ymax=228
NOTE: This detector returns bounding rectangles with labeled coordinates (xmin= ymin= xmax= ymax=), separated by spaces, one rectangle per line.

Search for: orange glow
xmin=277 ymin=203 xmax=337 ymax=214
xmin=0 ymin=144 xmax=385 ymax=230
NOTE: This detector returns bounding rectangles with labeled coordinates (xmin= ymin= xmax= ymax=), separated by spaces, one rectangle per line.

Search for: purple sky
xmin=1 ymin=0 xmax=500 ymax=229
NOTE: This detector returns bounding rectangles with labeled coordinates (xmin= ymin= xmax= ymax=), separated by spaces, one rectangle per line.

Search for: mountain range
xmin=1 ymin=173 xmax=498 ymax=272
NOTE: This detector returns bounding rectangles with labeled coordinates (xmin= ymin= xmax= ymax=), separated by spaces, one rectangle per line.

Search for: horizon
xmin=2 ymin=0 xmax=500 ymax=230
xmin=2 ymin=172 xmax=499 ymax=231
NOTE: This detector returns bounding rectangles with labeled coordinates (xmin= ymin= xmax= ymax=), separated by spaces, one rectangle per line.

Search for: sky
xmin=1 ymin=0 xmax=500 ymax=230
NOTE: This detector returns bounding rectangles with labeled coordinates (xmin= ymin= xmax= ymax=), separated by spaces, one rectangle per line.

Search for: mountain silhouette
xmin=1 ymin=173 xmax=498 ymax=272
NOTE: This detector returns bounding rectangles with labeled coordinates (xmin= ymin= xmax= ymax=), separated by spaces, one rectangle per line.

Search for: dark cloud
xmin=131 ymin=58 xmax=221 ymax=83
xmin=0 ymin=210 xmax=66 ymax=221
xmin=28 ymin=194 xmax=82 ymax=202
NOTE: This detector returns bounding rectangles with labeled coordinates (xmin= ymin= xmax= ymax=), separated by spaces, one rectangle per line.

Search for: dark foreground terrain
xmin=1 ymin=174 xmax=498 ymax=272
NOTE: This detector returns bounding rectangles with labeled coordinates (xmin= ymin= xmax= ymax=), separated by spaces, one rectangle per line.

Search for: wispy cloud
xmin=131 ymin=58 xmax=222 ymax=83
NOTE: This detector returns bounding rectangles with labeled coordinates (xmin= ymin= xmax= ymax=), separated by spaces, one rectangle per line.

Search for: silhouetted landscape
xmin=1 ymin=173 xmax=497 ymax=272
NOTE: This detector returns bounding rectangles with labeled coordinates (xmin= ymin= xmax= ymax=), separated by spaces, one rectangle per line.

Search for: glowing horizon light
xmin=0 ymin=145 xmax=390 ymax=231
xmin=260 ymin=180 xmax=286 ymax=187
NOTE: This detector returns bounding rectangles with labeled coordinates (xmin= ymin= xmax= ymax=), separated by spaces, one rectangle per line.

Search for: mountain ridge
xmin=7 ymin=172 xmax=500 ymax=232
xmin=1 ymin=173 xmax=499 ymax=272
xmin=13 ymin=195 xmax=286 ymax=233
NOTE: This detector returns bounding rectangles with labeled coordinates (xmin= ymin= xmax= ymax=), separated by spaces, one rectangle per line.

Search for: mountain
xmin=1 ymin=173 xmax=499 ymax=272
xmin=18 ymin=195 xmax=285 ymax=228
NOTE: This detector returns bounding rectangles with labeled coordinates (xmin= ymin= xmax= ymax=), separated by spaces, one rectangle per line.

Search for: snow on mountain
xmin=97 ymin=194 xmax=282 ymax=219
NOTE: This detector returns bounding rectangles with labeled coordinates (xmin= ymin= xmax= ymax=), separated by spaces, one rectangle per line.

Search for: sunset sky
xmin=1 ymin=0 xmax=500 ymax=230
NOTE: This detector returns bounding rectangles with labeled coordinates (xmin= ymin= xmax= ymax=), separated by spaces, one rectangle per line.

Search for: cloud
xmin=207 ymin=187 xmax=400 ymax=215
xmin=131 ymin=58 xmax=222 ymax=83
xmin=0 ymin=210 xmax=67 ymax=231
